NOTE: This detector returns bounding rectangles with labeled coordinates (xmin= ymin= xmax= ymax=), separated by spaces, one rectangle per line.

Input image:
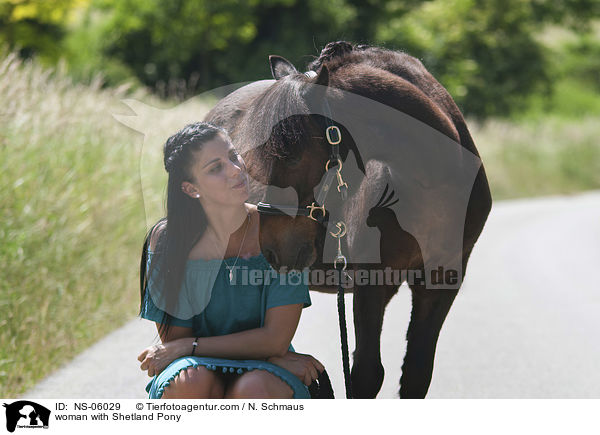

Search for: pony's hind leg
xmin=400 ymin=283 xmax=458 ymax=398
xmin=351 ymin=282 xmax=397 ymax=398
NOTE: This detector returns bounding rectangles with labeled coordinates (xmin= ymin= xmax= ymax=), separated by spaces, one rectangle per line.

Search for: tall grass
xmin=0 ymin=52 xmax=152 ymax=397
xmin=472 ymin=115 xmax=600 ymax=200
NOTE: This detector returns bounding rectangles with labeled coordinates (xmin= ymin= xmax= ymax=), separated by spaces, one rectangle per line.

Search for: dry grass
xmin=472 ymin=116 xmax=600 ymax=200
xmin=1 ymin=52 xmax=158 ymax=396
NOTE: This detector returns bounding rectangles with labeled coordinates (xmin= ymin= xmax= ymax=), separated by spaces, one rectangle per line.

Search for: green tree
xmin=92 ymin=0 xmax=360 ymax=96
xmin=0 ymin=0 xmax=87 ymax=63
xmin=7 ymin=0 xmax=598 ymax=118
xmin=376 ymin=0 xmax=600 ymax=118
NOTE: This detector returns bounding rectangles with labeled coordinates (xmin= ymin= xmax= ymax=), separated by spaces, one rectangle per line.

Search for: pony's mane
xmin=307 ymin=41 xmax=380 ymax=73
xmin=241 ymin=74 xmax=322 ymax=163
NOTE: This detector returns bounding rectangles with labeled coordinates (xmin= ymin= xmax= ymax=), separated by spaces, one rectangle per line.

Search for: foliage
xmin=1 ymin=0 xmax=599 ymax=118
xmin=0 ymin=0 xmax=87 ymax=63
xmin=376 ymin=0 xmax=599 ymax=118
xmin=90 ymin=0 xmax=360 ymax=95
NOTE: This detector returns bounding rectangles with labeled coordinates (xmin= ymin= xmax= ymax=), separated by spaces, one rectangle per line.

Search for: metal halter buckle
xmin=325 ymin=125 xmax=342 ymax=145
xmin=334 ymin=254 xmax=347 ymax=271
xmin=336 ymin=171 xmax=348 ymax=193
xmin=329 ymin=221 xmax=347 ymax=238
xmin=326 ymin=157 xmax=343 ymax=172
xmin=330 ymin=222 xmax=348 ymax=271
xmin=306 ymin=202 xmax=326 ymax=222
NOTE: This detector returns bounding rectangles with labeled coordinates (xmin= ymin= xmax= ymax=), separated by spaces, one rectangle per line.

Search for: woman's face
xmin=182 ymin=133 xmax=249 ymax=205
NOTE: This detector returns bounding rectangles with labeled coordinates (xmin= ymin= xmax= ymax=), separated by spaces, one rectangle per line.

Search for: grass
xmin=0 ymin=52 xmax=152 ymax=397
xmin=472 ymin=115 xmax=600 ymax=200
xmin=0 ymin=48 xmax=599 ymax=397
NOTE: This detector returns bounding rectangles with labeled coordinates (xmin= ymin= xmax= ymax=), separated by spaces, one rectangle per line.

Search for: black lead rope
xmin=299 ymin=74 xmax=353 ymax=399
xmin=336 ymin=263 xmax=353 ymax=399
xmin=322 ymin=96 xmax=353 ymax=399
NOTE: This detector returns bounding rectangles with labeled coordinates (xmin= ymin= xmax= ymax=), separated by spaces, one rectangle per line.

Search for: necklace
xmin=210 ymin=210 xmax=251 ymax=283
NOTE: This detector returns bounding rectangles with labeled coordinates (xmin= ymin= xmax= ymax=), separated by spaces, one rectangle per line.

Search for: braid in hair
xmin=308 ymin=40 xmax=364 ymax=71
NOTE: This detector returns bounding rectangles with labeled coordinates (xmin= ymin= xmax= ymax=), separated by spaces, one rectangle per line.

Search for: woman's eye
xmin=210 ymin=163 xmax=222 ymax=173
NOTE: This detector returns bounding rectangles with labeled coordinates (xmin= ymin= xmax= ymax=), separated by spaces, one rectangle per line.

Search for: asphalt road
xmin=22 ymin=191 xmax=600 ymax=399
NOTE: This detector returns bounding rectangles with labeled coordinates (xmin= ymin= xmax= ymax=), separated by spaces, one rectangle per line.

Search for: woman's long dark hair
xmin=139 ymin=122 xmax=228 ymax=338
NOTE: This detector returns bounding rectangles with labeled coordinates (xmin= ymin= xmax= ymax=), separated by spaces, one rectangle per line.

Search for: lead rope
xmin=337 ymin=267 xmax=353 ymax=398
xmin=322 ymin=95 xmax=353 ymax=399
xmin=332 ymin=223 xmax=353 ymax=399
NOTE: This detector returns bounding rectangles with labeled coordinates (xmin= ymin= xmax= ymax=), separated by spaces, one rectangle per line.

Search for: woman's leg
xmin=224 ymin=369 xmax=294 ymax=399
xmin=162 ymin=365 xmax=226 ymax=399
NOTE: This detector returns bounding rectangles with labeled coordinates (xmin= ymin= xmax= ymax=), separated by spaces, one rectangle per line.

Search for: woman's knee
xmin=162 ymin=365 xmax=224 ymax=399
xmin=225 ymin=370 xmax=293 ymax=399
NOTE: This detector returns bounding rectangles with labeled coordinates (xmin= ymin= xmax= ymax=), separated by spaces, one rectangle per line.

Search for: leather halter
xmin=257 ymin=84 xmax=347 ymax=226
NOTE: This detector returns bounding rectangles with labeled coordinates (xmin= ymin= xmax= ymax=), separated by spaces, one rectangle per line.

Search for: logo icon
xmin=3 ymin=401 xmax=50 ymax=432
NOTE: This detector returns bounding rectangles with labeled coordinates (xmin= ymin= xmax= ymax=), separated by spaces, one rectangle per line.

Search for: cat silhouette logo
xmin=3 ymin=401 xmax=50 ymax=432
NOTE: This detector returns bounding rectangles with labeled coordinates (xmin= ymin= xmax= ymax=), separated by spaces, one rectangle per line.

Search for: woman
xmin=137 ymin=122 xmax=324 ymax=399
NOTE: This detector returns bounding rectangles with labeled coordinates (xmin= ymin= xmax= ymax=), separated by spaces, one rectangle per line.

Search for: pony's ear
xmin=314 ymin=64 xmax=329 ymax=87
xmin=269 ymin=55 xmax=298 ymax=80
xmin=301 ymin=64 xmax=329 ymax=108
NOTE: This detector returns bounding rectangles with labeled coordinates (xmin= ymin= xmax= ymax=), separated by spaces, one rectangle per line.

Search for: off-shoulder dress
xmin=141 ymin=250 xmax=312 ymax=399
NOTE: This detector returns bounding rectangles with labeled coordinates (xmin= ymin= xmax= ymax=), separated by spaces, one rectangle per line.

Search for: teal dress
xmin=141 ymin=250 xmax=312 ymax=399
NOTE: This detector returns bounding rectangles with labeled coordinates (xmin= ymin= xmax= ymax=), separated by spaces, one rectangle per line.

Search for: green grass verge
xmin=472 ymin=114 xmax=600 ymax=200
xmin=0 ymin=53 xmax=151 ymax=397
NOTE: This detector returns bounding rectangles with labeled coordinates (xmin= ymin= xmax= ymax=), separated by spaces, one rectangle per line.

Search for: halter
xmin=256 ymin=92 xmax=350 ymax=269
xmin=257 ymin=72 xmax=354 ymax=398
xmin=256 ymin=104 xmax=346 ymax=222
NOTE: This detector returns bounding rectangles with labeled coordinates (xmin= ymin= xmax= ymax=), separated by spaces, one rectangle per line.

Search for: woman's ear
xmin=181 ymin=181 xmax=200 ymax=199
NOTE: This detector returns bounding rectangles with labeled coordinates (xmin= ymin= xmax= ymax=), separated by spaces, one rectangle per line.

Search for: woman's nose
xmin=226 ymin=160 xmax=244 ymax=178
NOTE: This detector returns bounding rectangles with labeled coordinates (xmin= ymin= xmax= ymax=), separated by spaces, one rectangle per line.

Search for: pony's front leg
xmin=400 ymin=284 xmax=458 ymax=398
xmin=351 ymin=282 xmax=397 ymax=398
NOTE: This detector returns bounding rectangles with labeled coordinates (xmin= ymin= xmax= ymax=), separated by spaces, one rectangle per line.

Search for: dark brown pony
xmin=204 ymin=41 xmax=492 ymax=398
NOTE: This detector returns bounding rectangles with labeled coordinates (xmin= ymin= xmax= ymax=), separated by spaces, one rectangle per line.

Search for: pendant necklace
xmin=210 ymin=210 xmax=251 ymax=283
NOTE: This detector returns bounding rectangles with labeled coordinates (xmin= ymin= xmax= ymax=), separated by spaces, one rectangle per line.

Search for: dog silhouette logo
xmin=3 ymin=401 xmax=50 ymax=432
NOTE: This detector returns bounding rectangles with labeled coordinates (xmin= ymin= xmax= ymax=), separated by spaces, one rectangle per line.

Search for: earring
xmin=195 ymin=194 xmax=200 ymax=198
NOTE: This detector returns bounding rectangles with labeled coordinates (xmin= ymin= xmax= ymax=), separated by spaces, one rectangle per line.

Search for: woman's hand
xmin=267 ymin=351 xmax=325 ymax=386
xmin=137 ymin=341 xmax=182 ymax=377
